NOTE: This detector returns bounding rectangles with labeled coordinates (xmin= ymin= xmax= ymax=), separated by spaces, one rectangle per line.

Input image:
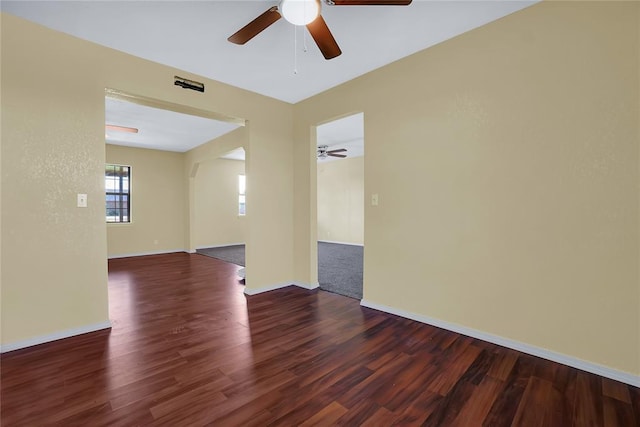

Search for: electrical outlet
xmin=371 ymin=194 xmax=379 ymax=206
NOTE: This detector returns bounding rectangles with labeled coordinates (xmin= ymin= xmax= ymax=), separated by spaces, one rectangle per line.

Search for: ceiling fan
xmin=228 ymin=0 xmax=413 ymax=60
xmin=318 ymin=145 xmax=347 ymax=159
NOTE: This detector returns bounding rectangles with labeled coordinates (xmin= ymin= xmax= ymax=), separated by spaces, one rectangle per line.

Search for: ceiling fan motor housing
xmin=317 ymin=145 xmax=329 ymax=158
xmin=280 ymin=0 xmax=321 ymax=26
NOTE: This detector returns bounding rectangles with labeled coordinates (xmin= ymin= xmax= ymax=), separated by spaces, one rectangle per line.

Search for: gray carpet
xmin=196 ymin=242 xmax=363 ymax=300
xmin=196 ymin=245 xmax=245 ymax=267
xmin=317 ymin=242 xmax=363 ymax=300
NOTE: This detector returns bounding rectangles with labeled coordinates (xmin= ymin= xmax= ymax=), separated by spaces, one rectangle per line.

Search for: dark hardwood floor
xmin=1 ymin=252 xmax=638 ymax=426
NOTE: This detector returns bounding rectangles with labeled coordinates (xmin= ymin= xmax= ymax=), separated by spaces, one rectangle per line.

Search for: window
xmin=106 ymin=164 xmax=130 ymax=223
xmin=238 ymin=174 xmax=246 ymax=216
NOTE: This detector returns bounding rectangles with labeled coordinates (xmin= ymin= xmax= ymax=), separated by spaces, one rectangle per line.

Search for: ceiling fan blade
xmin=306 ymin=15 xmax=341 ymax=60
xmin=328 ymin=153 xmax=347 ymax=158
xmin=228 ymin=6 xmax=281 ymax=45
xmin=327 ymin=148 xmax=347 ymax=153
xmin=328 ymin=0 xmax=412 ymax=5
xmin=106 ymin=124 xmax=138 ymax=133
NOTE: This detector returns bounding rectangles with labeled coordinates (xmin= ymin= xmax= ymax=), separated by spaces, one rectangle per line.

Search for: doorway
xmin=194 ymin=147 xmax=247 ymax=273
xmin=316 ymin=112 xmax=364 ymax=299
xmin=104 ymin=89 xmax=245 ymax=260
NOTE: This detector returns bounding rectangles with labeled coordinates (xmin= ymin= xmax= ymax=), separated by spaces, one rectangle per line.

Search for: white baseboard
xmin=195 ymin=243 xmax=245 ymax=250
xmin=0 ymin=321 xmax=112 ymax=353
xmin=244 ymin=282 xmax=294 ymax=295
xmin=292 ymin=281 xmax=320 ymax=290
xmin=108 ymin=249 xmax=188 ymax=259
xmin=244 ymin=281 xmax=319 ymax=296
xmin=318 ymin=240 xmax=364 ymax=247
xmin=360 ymin=299 xmax=640 ymax=388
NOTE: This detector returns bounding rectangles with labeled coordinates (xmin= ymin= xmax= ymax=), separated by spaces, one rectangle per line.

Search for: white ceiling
xmin=105 ymin=98 xmax=241 ymax=152
xmin=2 ymin=1 xmax=536 ymax=104
xmin=104 ymin=98 xmax=362 ymax=157
xmin=4 ymin=0 xmax=536 ymax=153
xmin=317 ymin=112 xmax=364 ymax=162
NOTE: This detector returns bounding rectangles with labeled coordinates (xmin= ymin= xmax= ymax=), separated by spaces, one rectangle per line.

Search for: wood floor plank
xmin=334 ymin=398 xmax=383 ymax=426
xmin=487 ymin=349 xmax=519 ymax=381
xmin=1 ymin=252 xmax=637 ymax=426
xmin=360 ymin=406 xmax=397 ymax=426
xmin=482 ymin=354 xmax=537 ymax=427
xmin=371 ymin=353 xmax=437 ymax=410
xmin=602 ymin=377 xmax=633 ymax=403
xmin=381 ymin=361 xmax=442 ymax=413
xmin=450 ymin=376 xmax=505 ymax=426
xmin=603 ymin=395 xmax=637 ymax=427
xmin=298 ymin=401 xmax=348 ymax=427
xmin=630 ymin=385 xmax=640 ymax=421
xmin=427 ymin=341 xmax=483 ymax=396
xmin=392 ymin=388 xmax=443 ymax=425
xmin=337 ymin=352 xmax=414 ymax=409
xmin=510 ymin=376 xmax=554 ymax=427
xmin=422 ymin=376 xmax=477 ymax=426
xmin=573 ymin=371 xmax=605 ymax=426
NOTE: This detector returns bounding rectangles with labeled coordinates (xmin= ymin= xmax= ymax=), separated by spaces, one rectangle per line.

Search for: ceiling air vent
xmin=174 ymin=76 xmax=205 ymax=93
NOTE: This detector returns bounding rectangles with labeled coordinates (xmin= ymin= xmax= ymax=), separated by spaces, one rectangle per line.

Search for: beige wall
xmin=317 ymin=157 xmax=364 ymax=245
xmin=106 ymin=144 xmax=186 ymax=257
xmin=1 ymin=13 xmax=294 ymax=347
xmin=294 ymin=1 xmax=640 ymax=375
xmin=194 ymin=158 xmax=246 ymax=248
xmin=184 ymin=127 xmax=248 ymax=252
xmin=107 ymin=140 xmax=246 ymax=256
xmin=1 ymin=17 xmax=110 ymax=344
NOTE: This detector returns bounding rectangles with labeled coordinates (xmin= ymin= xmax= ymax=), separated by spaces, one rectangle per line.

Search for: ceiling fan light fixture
xmin=280 ymin=0 xmax=320 ymax=26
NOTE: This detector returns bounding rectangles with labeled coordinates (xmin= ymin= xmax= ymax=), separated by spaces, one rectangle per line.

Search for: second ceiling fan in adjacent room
xmin=228 ymin=0 xmax=412 ymax=60
xmin=317 ymin=145 xmax=347 ymax=159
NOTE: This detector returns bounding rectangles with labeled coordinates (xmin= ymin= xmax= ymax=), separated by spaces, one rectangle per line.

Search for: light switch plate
xmin=371 ymin=194 xmax=379 ymax=206
xmin=77 ymin=193 xmax=87 ymax=208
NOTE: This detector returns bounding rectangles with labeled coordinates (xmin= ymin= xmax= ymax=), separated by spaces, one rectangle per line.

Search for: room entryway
xmin=192 ymin=147 xmax=247 ymax=280
xmin=316 ymin=112 xmax=364 ymax=300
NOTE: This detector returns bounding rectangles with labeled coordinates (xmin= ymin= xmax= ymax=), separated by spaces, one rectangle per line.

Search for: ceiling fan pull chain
xmin=303 ymin=26 xmax=308 ymax=53
xmin=293 ymin=24 xmax=298 ymax=74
